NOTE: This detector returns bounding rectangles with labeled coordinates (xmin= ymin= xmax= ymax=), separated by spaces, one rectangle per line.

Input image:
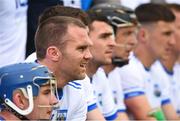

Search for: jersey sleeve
xmin=108 ymin=67 xmax=126 ymax=112
xmin=93 ymin=68 xmax=118 ymax=120
xmin=82 ymin=76 xmax=98 ymax=112
xmin=103 ymin=79 xmax=118 ymax=120
xmin=51 ymin=83 xmax=87 ymax=121
xmin=119 ymin=63 xmax=145 ymax=100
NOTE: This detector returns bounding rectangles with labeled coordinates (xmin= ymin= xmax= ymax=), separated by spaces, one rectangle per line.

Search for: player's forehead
xmin=90 ymin=21 xmax=114 ymax=36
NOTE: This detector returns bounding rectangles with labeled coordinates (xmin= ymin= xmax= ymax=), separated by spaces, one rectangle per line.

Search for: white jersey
xmin=52 ymin=82 xmax=87 ymax=121
xmin=107 ymin=67 xmax=126 ymax=112
xmin=150 ymin=61 xmax=171 ymax=108
xmin=151 ymin=61 xmax=180 ymax=114
xmin=173 ymin=63 xmax=180 ymax=114
xmin=77 ymin=76 xmax=98 ymax=112
xmin=25 ymin=52 xmax=98 ymax=120
xmin=119 ymin=54 xmax=147 ymax=100
xmin=119 ymin=54 xmax=170 ymax=109
xmin=52 ymin=76 xmax=98 ymax=121
xmin=0 ymin=0 xmax=28 ymax=67
xmin=92 ymin=67 xmax=118 ymax=120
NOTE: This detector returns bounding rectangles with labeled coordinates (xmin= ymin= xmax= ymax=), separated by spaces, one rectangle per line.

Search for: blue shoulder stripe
xmin=70 ymin=81 xmax=81 ymax=86
xmin=68 ymin=83 xmax=81 ymax=89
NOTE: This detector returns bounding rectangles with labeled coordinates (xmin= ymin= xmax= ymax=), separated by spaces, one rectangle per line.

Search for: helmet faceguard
xmin=0 ymin=63 xmax=59 ymax=116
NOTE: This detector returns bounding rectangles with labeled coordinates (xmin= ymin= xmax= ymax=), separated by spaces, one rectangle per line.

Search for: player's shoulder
xmin=73 ymin=75 xmax=91 ymax=87
xmin=93 ymin=67 xmax=109 ymax=84
xmin=67 ymin=81 xmax=82 ymax=90
xmin=121 ymin=56 xmax=142 ymax=73
xmin=151 ymin=60 xmax=164 ymax=73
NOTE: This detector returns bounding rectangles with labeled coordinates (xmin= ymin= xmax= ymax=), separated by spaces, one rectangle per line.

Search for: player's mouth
xmin=105 ymin=50 xmax=113 ymax=56
xmin=80 ymin=63 xmax=88 ymax=69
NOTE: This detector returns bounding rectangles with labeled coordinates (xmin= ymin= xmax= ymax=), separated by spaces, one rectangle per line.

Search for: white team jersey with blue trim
xmin=150 ymin=61 xmax=171 ymax=108
xmin=119 ymin=54 xmax=147 ymax=100
xmin=173 ymin=63 xmax=180 ymax=114
xmin=119 ymin=54 xmax=170 ymax=109
xmin=92 ymin=67 xmax=118 ymax=120
xmin=51 ymin=82 xmax=87 ymax=121
xmin=76 ymin=76 xmax=98 ymax=112
xmin=107 ymin=67 xmax=126 ymax=112
xmin=151 ymin=61 xmax=180 ymax=114
xmin=25 ymin=52 xmax=97 ymax=120
xmin=0 ymin=0 xmax=28 ymax=67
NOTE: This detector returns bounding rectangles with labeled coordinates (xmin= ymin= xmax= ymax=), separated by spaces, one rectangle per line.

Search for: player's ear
xmin=137 ymin=27 xmax=149 ymax=43
xmin=13 ymin=90 xmax=28 ymax=109
xmin=46 ymin=46 xmax=62 ymax=62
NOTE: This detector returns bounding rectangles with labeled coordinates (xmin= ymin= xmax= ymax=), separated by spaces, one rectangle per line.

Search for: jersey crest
xmin=51 ymin=109 xmax=68 ymax=121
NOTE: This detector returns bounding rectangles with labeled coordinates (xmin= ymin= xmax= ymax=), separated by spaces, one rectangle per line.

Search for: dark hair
xmin=35 ymin=16 xmax=86 ymax=60
xmin=167 ymin=3 xmax=180 ymax=12
xmin=135 ymin=3 xmax=175 ymax=23
xmin=87 ymin=8 xmax=111 ymax=30
xmin=38 ymin=5 xmax=90 ymax=26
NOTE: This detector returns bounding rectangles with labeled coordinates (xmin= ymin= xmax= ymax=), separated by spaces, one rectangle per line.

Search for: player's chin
xmin=102 ymin=58 xmax=112 ymax=65
xmin=77 ymin=71 xmax=86 ymax=80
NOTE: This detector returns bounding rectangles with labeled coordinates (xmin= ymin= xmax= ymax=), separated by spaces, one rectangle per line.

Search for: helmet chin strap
xmin=4 ymin=85 xmax=34 ymax=115
xmin=112 ymin=57 xmax=129 ymax=67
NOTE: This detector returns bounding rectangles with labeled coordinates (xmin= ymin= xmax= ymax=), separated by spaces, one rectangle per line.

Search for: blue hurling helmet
xmin=0 ymin=62 xmax=55 ymax=115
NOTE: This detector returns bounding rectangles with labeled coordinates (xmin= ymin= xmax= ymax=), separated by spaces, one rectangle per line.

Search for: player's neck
xmin=177 ymin=55 xmax=180 ymax=63
xmin=102 ymin=64 xmax=115 ymax=75
xmin=86 ymin=60 xmax=100 ymax=77
xmin=38 ymin=59 xmax=67 ymax=88
xmin=160 ymin=54 xmax=177 ymax=72
xmin=134 ymin=46 xmax=156 ymax=68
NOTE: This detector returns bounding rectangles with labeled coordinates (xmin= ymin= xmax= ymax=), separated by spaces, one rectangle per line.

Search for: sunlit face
xmin=172 ymin=10 xmax=180 ymax=54
xmin=58 ymin=24 xmax=93 ymax=81
xmin=146 ymin=21 xmax=176 ymax=60
xmin=89 ymin=21 xmax=116 ymax=65
xmin=113 ymin=26 xmax=137 ymax=60
xmin=27 ymin=85 xmax=58 ymax=120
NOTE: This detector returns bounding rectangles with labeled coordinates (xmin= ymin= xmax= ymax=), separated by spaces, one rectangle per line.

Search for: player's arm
xmin=162 ymin=103 xmax=180 ymax=120
xmin=117 ymin=112 xmax=129 ymax=120
xmin=159 ymin=79 xmax=180 ymax=120
xmin=125 ymin=95 xmax=156 ymax=120
xmin=87 ymin=107 xmax=105 ymax=120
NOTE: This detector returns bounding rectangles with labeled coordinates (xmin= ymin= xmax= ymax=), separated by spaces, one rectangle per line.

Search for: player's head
xmin=39 ymin=5 xmax=90 ymax=26
xmin=167 ymin=3 xmax=180 ymax=55
xmin=0 ymin=62 xmax=58 ymax=120
xmin=35 ymin=16 xmax=92 ymax=82
xmin=35 ymin=16 xmax=87 ymax=60
xmin=135 ymin=3 xmax=175 ymax=23
xmin=135 ymin=3 xmax=176 ymax=61
xmin=88 ymin=3 xmax=138 ymax=67
xmin=86 ymin=4 xmax=118 ymax=66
